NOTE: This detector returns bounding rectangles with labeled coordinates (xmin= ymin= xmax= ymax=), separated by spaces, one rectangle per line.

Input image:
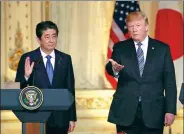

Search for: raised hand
xmin=109 ymin=59 xmax=124 ymax=72
xmin=24 ymin=57 xmax=34 ymax=78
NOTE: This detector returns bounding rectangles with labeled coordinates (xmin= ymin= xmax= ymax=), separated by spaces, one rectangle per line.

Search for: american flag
xmin=105 ymin=1 xmax=140 ymax=89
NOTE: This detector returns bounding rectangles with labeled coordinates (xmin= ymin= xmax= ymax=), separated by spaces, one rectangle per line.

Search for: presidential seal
xmin=19 ymin=86 xmax=43 ymax=110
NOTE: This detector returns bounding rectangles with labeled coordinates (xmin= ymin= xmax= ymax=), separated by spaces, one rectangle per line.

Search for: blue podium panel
xmin=0 ymin=89 xmax=74 ymax=110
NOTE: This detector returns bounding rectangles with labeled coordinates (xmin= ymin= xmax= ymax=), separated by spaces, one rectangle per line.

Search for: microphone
xmin=32 ymin=56 xmax=43 ymax=86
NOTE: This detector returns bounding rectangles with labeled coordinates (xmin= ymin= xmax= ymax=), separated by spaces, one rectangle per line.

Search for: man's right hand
xmin=109 ymin=59 xmax=124 ymax=72
xmin=24 ymin=57 xmax=34 ymax=78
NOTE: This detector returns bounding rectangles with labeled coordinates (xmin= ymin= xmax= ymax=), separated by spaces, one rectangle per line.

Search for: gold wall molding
xmin=76 ymin=97 xmax=112 ymax=109
xmin=45 ymin=0 xmax=50 ymax=20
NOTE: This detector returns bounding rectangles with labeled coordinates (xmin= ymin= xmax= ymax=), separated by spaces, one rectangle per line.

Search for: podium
xmin=0 ymin=88 xmax=74 ymax=134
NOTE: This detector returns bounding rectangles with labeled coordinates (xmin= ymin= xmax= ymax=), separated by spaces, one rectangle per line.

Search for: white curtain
xmin=50 ymin=1 xmax=115 ymax=88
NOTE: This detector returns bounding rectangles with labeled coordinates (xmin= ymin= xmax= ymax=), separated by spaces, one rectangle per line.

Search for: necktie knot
xmin=137 ymin=42 xmax=143 ymax=47
xmin=46 ymin=55 xmax=52 ymax=60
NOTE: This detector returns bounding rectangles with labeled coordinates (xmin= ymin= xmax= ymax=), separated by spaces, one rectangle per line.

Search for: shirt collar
xmin=40 ymin=48 xmax=55 ymax=59
xmin=134 ymin=36 xmax=149 ymax=47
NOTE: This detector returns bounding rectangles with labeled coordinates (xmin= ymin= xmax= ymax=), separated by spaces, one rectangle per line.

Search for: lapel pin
xmin=152 ymin=47 xmax=154 ymax=50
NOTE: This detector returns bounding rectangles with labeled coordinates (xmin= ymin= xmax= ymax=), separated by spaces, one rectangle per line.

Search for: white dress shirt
xmin=40 ymin=48 xmax=55 ymax=69
xmin=133 ymin=36 xmax=149 ymax=64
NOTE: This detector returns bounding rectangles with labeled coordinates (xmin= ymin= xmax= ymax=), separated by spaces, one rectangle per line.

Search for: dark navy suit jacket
xmin=106 ymin=37 xmax=177 ymax=128
xmin=15 ymin=47 xmax=77 ymax=127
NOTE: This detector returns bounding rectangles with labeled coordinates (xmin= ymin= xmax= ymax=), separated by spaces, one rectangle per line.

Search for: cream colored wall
xmin=139 ymin=1 xmax=158 ymax=37
xmin=50 ymin=1 xmax=115 ymax=88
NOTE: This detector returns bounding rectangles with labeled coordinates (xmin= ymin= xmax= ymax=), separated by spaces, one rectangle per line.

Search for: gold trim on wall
xmin=3 ymin=2 xmax=8 ymax=82
xmin=41 ymin=1 xmax=43 ymax=21
xmin=30 ymin=1 xmax=32 ymax=48
xmin=76 ymin=97 xmax=112 ymax=109
xmin=45 ymin=0 xmax=50 ymax=20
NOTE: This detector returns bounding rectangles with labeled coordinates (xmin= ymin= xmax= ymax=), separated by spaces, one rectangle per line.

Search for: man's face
xmin=127 ymin=18 xmax=148 ymax=42
xmin=37 ymin=29 xmax=57 ymax=53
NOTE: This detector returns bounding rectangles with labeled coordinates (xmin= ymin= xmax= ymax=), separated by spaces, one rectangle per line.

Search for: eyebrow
xmin=44 ymin=33 xmax=57 ymax=36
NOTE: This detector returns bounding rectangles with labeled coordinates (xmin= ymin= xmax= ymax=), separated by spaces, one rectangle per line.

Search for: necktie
xmin=136 ymin=42 xmax=144 ymax=77
xmin=46 ymin=55 xmax=53 ymax=84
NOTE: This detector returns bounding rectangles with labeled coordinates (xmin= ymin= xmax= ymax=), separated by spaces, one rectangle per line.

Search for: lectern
xmin=1 ymin=88 xmax=74 ymax=134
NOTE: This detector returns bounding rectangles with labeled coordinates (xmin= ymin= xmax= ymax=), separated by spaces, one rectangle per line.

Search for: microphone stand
xmin=23 ymin=56 xmax=43 ymax=134
xmin=32 ymin=56 xmax=42 ymax=86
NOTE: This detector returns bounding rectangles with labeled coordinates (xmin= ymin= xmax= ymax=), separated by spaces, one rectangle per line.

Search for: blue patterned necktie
xmin=136 ymin=42 xmax=144 ymax=77
xmin=46 ymin=55 xmax=53 ymax=84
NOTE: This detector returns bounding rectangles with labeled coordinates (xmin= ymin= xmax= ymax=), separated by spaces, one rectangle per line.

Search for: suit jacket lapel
xmin=122 ymin=39 xmax=141 ymax=82
xmin=52 ymin=50 xmax=62 ymax=87
xmin=129 ymin=40 xmax=142 ymax=82
xmin=142 ymin=37 xmax=155 ymax=79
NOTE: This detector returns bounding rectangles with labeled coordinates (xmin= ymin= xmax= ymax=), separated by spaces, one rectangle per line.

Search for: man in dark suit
xmin=106 ymin=11 xmax=177 ymax=134
xmin=15 ymin=21 xmax=76 ymax=134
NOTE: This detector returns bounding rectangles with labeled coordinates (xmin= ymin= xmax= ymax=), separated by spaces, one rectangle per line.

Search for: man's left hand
xmin=68 ymin=121 xmax=76 ymax=133
xmin=164 ymin=113 xmax=175 ymax=126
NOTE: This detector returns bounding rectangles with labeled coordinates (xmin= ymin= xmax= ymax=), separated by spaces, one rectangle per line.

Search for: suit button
xmin=138 ymin=96 xmax=142 ymax=102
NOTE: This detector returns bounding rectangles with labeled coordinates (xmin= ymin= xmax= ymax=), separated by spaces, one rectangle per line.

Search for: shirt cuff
xmin=24 ymin=76 xmax=29 ymax=81
xmin=112 ymin=67 xmax=119 ymax=78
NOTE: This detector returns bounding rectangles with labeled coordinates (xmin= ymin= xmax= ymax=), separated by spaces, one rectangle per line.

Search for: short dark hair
xmin=36 ymin=21 xmax=59 ymax=39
